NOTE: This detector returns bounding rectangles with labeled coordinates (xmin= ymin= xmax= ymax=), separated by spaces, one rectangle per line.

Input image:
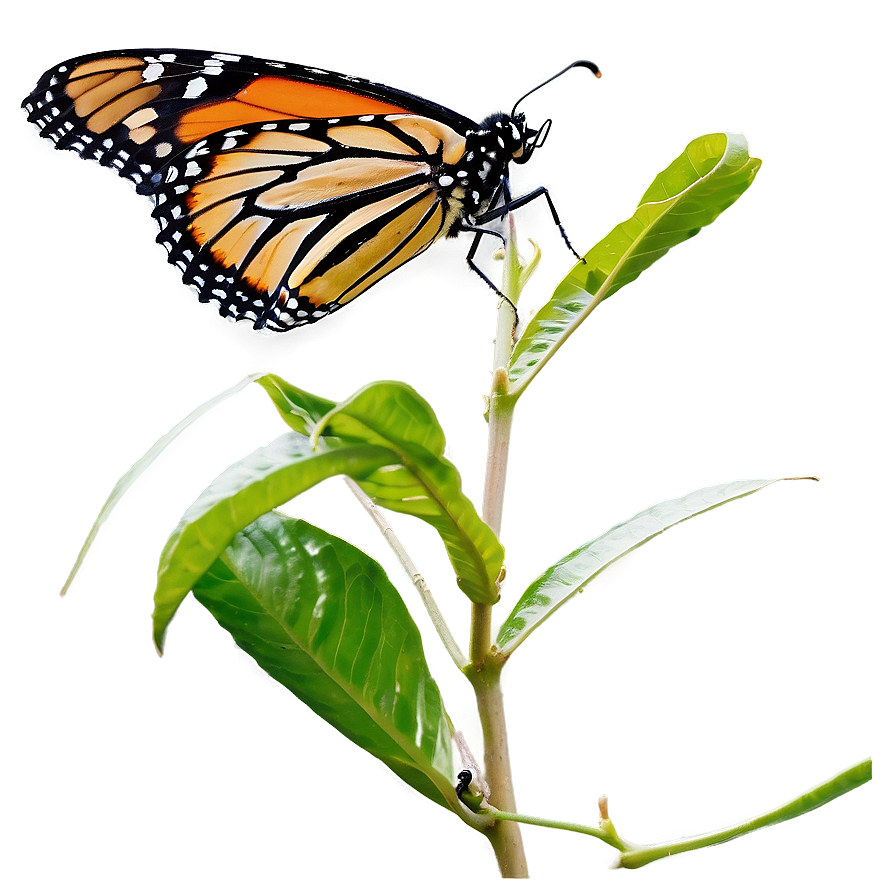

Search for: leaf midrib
xmin=219 ymin=529 xmax=455 ymax=805
xmin=511 ymin=140 xmax=739 ymax=395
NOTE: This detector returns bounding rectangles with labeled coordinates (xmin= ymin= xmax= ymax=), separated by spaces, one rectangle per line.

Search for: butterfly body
xmin=23 ymin=50 xmax=596 ymax=330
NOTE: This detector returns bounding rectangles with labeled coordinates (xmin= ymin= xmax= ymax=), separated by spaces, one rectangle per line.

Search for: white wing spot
xmin=143 ymin=63 xmax=165 ymax=82
xmin=184 ymin=76 xmax=208 ymax=98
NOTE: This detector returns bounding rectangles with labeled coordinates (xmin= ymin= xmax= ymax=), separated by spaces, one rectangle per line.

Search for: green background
xmin=3 ymin=1 xmax=884 ymax=891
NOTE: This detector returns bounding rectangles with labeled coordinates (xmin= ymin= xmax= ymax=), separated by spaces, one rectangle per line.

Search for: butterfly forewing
xmin=23 ymin=49 xmax=474 ymax=192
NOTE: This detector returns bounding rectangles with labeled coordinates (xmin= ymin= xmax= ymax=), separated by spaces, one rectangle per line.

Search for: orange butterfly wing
xmin=23 ymin=50 xmax=478 ymax=328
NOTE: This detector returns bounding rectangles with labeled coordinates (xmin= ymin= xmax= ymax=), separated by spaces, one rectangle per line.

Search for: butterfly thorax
xmin=439 ymin=112 xmax=532 ymax=237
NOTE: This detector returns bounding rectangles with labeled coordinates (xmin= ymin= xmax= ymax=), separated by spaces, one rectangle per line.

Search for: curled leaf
xmin=509 ymin=133 xmax=761 ymax=396
xmin=320 ymin=382 xmax=504 ymax=605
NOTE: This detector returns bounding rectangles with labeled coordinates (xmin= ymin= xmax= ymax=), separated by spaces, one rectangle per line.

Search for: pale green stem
xmin=469 ymin=215 xmax=528 ymax=878
xmin=483 ymin=805 xmax=629 ymax=852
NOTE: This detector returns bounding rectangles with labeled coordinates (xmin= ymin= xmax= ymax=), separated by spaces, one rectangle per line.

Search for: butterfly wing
xmin=22 ymin=49 xmax=479 ymax=327
xmin=154 ymin=114 xmax=471 ymax=328
xmin=23 ymin=48 xmax=475 ymax=193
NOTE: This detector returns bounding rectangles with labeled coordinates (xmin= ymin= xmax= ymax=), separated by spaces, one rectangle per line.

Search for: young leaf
xmin=256 ymin=374 xmax=336 ymax=435
xmin=496 ymin=478 xmax=814 ymax=656
xmin=153 ymin=432 xmax=396 ymax=652
xmin=191 ymin=512 xmax=459 ymax=810
xmin=319 ymin=382 xmax=505 ymax=606
xmin=508 ymin=133 xmax=762 ymax=396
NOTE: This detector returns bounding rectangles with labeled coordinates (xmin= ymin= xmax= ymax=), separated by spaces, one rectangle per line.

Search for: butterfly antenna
xmin=511 ymin=59 xmax=601 ymax=116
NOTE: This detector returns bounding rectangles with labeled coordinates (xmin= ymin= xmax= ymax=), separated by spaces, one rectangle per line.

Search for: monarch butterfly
xmin=22 ymin=50 xmax=599 ymax=331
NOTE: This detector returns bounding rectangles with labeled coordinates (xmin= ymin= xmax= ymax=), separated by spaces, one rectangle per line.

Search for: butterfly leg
xmin=458 ymin=224 xmax=507 ymax=298
xmin=457 ymin=222 xmax=521 ymax=319
xmin=475 ymin=186 xmax=585 ymax=262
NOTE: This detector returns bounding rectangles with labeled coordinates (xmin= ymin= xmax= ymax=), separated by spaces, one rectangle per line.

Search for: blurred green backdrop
xmin=2 ymin=0 xmax=894 ymax=894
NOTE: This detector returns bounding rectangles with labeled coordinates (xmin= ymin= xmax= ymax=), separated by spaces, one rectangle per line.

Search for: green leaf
xmin=192 ymin=512 xmax=459 ymax=810
xmin=62 ymin=373 xmax=261 ymax=595
xmin=497 ymin=478 xmax=813 ymax=656
xmin=256 ymin=374 xmax=336 ymax=436
xmin=320 ymin=382 xmax=504 ymax=606
xmin=508 ymin=133 xmax=762 ymax=394
xmin=616 ymin=757 xmax=872 ymax=868
xmin=152 ymin=433 xmax=396 ymax=653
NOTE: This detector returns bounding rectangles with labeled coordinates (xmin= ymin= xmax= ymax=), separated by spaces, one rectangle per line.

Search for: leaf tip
xmin=60 ymin=561 xmax=82 ymax=597
xmin=152 ymin=617 xmax=168 ymax=656
xmin=855 ymin=756 xmax=874 ymax=784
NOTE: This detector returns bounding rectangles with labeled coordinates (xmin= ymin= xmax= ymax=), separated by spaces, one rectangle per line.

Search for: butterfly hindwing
xmin=154 ymin=115 xmax=470 ymax=328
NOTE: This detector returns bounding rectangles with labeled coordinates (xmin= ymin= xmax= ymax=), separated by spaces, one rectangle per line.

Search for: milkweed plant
xmin=63 ymin=132 xmax=871 ymax=878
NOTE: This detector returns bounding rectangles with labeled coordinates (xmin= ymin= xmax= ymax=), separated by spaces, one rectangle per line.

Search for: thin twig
xmin=344 ymin=477 xmax=467 ymax=670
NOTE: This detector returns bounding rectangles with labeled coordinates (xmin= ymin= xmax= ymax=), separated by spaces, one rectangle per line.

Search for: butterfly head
xmin=480 ymin=112 xmax=536 ymax=161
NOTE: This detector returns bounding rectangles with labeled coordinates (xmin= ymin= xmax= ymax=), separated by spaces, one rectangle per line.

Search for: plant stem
xmin=484 ymin=805 xmax=630 ymax=852
xmin=469 ymin=215 xmax=529 ymax=878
